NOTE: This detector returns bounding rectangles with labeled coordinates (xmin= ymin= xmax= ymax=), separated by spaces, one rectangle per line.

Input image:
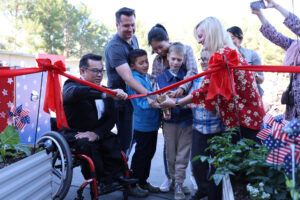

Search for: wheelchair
xmin=37 ymin=131 xmax=132 ymax=200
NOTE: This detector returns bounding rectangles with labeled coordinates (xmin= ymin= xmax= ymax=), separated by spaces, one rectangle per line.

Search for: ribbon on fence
xmin=1 ymin=50 xmax=300 ymax=129
xmin=0 ymin=60 xmax=117 ymax=129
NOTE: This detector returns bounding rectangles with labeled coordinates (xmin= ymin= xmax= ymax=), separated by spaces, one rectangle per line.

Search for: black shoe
xmin=99 ymin=182 xmax=121 ymax=194
xmin=189 ymin=190 xmax=207 ymax=200
xmin=140 ymin=182 xmax=160 ymax=193
xmin=116 ymin=175 xmax=138 ymax=185
xmin=128 ymin=185 xmax=149 ymax=198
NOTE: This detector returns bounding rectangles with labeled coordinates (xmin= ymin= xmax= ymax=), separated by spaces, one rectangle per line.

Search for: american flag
xmin=274 ymin=114 xmax=284 ymax=124
xmin=262 ymin=134 xmax=283 ymax=151
xmin=257 ymin=114 xmax=288 ymax=140
xmin=282 ymin=118 xmax=300 ymax=137
xmin=260 ymin=114 xmax=300 ymax=175
xmin=7 ymin=104 xmax=30 ymax=131
xmin=263 ymin=113 xmax=275 ymax=125
xmin=0 ymin=67 xmax=15 ymax=133
xmin=283 ymin=151 xmax=300 ymax=175
xmin=266 ymin=145 xmax=290 ymax=164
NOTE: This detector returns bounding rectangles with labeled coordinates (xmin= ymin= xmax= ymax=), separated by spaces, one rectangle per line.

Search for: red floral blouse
xmin=192 ymin=47 xmax=265 ymax=130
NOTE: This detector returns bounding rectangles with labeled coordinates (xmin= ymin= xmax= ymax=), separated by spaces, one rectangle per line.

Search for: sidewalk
xmin=64 ymin=130 xmax=202 ymax=200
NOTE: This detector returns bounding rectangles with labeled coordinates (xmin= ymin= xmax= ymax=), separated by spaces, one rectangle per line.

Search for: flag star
xmin=23 ymin=85 xmax=28 ymax=90
xmin=2 ymin=89 xmax=8 ymax=96
xmin=7 ymin=101 xmax=13 ymax=108
xmin=33 ymin=80 xmax=37 ymax=85
xmin=0 ymin=112 xmax=5 ymax=118
xmin=7 ymin=78 xmax=13 ymax=84
xmin=16 ymin=82 xmax=20 ymax=88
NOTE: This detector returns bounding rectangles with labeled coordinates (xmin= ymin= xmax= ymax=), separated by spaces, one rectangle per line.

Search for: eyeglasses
xmin=85 ymin=68 xmax=106 ymax=75
xmin=198 ymin=57 xmax=209 ymax=63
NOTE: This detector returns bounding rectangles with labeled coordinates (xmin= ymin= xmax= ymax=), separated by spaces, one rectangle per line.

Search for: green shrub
xmin=0 ymin=125 xmax=31 ymax=162
xmin=194 ymin=129 xmax=291 ymax=200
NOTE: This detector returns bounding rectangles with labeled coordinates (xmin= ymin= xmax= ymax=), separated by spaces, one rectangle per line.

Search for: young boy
xmin=126 ymin=49 xmax=161 ymax=197
xmin=189 ymin=49 xmax=225 ymax=200
xmin=155 ymin=42 xmax=193 ymax=200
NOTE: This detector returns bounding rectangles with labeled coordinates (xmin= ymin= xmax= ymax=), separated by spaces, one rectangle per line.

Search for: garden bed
xmin=0 ymin=153 xmax=27 ymax=169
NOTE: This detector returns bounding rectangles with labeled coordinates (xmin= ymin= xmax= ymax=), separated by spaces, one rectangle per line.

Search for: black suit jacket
xmin=62 ymin=79 xmax=116 ymax=141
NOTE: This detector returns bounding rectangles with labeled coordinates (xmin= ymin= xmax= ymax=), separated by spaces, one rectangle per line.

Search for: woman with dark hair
xmin=148 ymin=24 xmax=198 ymax=97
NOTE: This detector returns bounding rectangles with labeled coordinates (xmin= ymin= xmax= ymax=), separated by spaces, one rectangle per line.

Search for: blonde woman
xmin=160 ymin=18 xmax=265 ymax=200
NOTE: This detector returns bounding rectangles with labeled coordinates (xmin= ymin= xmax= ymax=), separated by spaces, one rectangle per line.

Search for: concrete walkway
xmin=64 ymin=130 xmax=205 ymax=200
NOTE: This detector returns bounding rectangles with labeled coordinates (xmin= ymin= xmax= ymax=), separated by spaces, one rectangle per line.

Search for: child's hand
xmin=147 ymin=97 xmax=160 ymax=109
xmin=167 ymin=88 xmax=184 ymax=98
xmin=173 ymin=88 xmax=185 ymax=98
xmin=150 ymin=101 xmax=161 ymax=109
xmin=159 ymin=95 xmax=175 ymax=109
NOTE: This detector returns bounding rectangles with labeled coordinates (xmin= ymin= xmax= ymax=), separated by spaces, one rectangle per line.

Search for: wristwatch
xmin=175 ymin=98 xmax=180 ymax=108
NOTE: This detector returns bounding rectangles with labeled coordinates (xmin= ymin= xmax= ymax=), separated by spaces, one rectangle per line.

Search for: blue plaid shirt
xmin=191 ymin=77 xmax=226 ymax=134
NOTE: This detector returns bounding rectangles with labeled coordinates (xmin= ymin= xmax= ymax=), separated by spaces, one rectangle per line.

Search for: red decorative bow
xmin=36 ymin=59 xmax=69 ymax=129
xmin=207 ymin=50 xmax=239 ymax=100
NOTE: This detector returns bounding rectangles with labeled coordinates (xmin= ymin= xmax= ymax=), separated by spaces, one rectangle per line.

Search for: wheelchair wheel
xmin=37 ymin=131 xmax=73 ymax=200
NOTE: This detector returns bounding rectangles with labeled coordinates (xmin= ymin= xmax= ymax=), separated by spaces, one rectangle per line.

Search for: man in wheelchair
xmin=62 ymin=53 xmax=137 ymax=192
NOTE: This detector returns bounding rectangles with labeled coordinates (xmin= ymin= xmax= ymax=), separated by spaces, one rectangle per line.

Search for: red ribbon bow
xmin=36 ymin=59 xmax=69 ymax=129
xmin=207 ymin=50 xmax=239 ymax=100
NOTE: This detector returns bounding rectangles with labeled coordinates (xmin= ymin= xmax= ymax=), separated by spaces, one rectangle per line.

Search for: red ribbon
xmin=2 ymin=52 xmax=300 ymax=130
xmin=207 ymin=50 xmax=239 ymax=100
xmin=35 ymin=59 xmax=69 ymax=129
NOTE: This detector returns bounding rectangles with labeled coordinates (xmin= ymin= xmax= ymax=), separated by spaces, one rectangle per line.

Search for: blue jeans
xmin=114 ymin=100 xmax=134 ymax=157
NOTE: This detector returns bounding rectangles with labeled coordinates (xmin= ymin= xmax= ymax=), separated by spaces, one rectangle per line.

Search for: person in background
xmin=227 ymin=26 xmax=265 ymax=97
xmin=147 ymin=23 xmax=198 ymax=192
xmin=155 ymin=42 xmax=193 ymax=200
xmin=126 ymin=49 xmax=161 ymax=197
xmin=251 ymin=0 xmax=300 ymax=120
xmin=188 ymin=49 xmax=226 ymax=200
xmin=148 ymin=24 xmax=198 ymax=96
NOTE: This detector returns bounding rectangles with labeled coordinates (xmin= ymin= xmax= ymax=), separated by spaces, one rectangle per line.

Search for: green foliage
xmin=0 ymin=0 xmax=111 ymax=57
xmin=286 ymin=174 xmax=300 ymax=200
xmin=0 ymin=126 xmax=31 ymax=162
xmin=0 ymin=0 xmax=28 ymax=50
xmin=247 ymin=182 xmax=271 ymax=200
xmin=196 ymin=129 xmax=291 ymax=199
